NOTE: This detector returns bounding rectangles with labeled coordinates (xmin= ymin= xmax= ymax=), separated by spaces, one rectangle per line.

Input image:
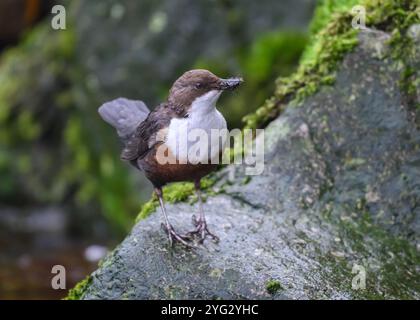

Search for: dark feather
xmin=120 ymin=102 xmax=187 ymax=161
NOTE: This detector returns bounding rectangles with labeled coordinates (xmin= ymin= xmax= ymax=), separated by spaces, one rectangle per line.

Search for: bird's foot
xmin=161 ymin=223 xmax=194 ymax=248
xmin=185 ymin=215 xmax=219 ymax=244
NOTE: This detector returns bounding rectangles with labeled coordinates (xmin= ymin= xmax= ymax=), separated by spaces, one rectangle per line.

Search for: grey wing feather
xmin=98 ymin=98 xmax=150 ymax=141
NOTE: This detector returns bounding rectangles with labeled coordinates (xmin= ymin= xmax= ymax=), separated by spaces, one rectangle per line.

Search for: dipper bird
xmin=98 ymin=69 xmax=243 ymax=247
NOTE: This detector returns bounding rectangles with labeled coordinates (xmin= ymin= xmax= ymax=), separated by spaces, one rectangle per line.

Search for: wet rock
xmin=78 ymin=27 xmax=420 ymax=299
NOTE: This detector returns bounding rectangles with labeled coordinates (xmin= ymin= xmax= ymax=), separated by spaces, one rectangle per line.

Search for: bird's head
xmin=168 ymin=69 xmax=243 ymax=113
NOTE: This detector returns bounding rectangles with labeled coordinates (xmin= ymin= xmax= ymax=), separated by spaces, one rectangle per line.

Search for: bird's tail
xmin=98 ymin=98 xmax=150 ymax=142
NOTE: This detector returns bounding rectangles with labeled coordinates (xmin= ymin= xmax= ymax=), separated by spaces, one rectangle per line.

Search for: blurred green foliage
xmin=0 ymin=24 xmax=139 ymax=232
xmin=0 ymin=6 xmax=308 ymax=232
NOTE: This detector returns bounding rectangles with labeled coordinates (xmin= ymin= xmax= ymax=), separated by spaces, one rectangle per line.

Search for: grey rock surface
xmin=80 ymin=28 xmax=420 ymax=299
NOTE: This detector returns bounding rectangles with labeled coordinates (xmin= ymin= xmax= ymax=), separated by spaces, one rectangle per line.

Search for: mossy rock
xmin=68 ymin=0 xmax=420 ymax=297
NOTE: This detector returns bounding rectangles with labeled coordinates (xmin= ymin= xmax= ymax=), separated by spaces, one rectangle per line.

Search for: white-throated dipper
xmin=98 ymin=69 xmax=243 ymax=247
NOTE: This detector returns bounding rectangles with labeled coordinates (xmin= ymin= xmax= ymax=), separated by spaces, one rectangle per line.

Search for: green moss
xmin=342 ymin=217 xmax=418 ymax=299
xmin=302 ymin=0 xmax=361 ymax=64
xmin=64 ymin=275 xmax=92 ymax=300
xmin=243 ymin=12 xmax=358 ymax=129
xmin=266 ymin=279 xmax=283 ymax=294
xmin=383 ymin=1 xmax=420 ymax=121
xmin=243 ymin=0 xmax=420 ymax=130
xmin=317 ymin=202 xmax=420 ymax=299
xmin=136 ymin=199 xmax=159 ymax=222
xmin=241 ymin=176 xmax=252 ymax=185
xmin=135 ymin=177 xmax=217 ymax=222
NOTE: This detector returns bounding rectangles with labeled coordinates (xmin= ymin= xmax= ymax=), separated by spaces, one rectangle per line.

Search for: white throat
xmin=166 ymin=90 xmax=227 ymax=163
xmin=190 ymin=90 xmax=222 ymax=114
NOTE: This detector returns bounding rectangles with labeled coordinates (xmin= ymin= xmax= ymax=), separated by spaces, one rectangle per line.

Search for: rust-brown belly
xmin=137 ymin=143 xmax=219 ymax=187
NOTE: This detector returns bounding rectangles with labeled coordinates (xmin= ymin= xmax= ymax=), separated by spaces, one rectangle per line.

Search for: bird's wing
xmin=120 ymin=102 xmax=186 ymax=161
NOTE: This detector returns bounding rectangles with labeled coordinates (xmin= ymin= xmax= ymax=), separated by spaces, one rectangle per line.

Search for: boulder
xmin=73 ymin=24 xmax=420 ymax=299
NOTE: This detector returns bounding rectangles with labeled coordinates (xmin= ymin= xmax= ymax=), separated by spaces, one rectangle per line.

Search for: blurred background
xmin=0 ymin=0 xmax=316 ymax=299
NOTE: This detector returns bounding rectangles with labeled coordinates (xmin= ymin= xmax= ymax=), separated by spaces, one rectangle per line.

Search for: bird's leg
xmin=155 ymin=187 xmax=193 ymax=248
xmin=186 ymin=180 xmax=219 ymax=243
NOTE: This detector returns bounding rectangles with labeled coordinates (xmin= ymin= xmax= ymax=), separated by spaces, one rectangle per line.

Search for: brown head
xmin=168 ymin=69 xmax=243 ymax=109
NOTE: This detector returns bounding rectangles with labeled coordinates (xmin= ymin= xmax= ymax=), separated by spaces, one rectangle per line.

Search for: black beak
xmin=219 ymin=77 xmax=243 ymax=91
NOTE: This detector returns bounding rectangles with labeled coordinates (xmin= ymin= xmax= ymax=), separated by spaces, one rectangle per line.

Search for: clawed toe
xmin=191 ymin=214 xmax=199 ymax=227
xmin=154 ymin=178 xmax=220 ymax=249
xmin=186 ymin=218 xmax=219 ymax=243
xmin=161 ymin=223 xmax=195 ymax=248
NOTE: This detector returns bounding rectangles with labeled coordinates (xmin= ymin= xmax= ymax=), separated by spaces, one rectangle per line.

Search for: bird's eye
xmin=195 ymin=83 xmax=203 ymax=89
